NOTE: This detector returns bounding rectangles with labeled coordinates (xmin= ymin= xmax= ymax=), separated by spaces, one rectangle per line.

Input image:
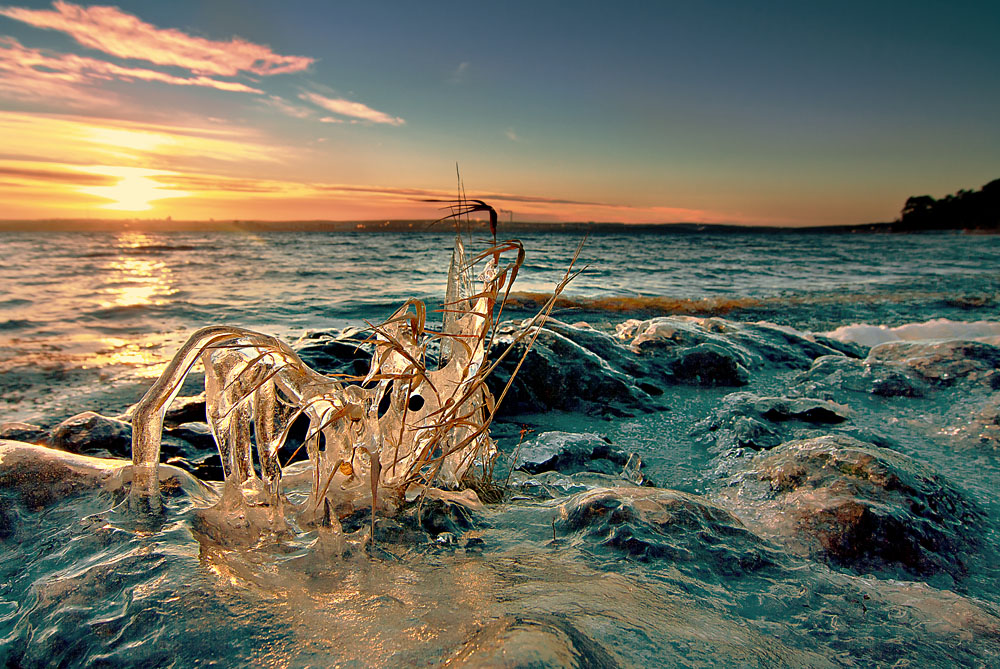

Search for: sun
xmin=78 ymin=166 xmax=189 ymax=211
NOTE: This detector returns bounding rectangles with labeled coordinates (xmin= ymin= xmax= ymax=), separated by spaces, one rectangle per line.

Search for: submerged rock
xmin=716 ymin=435 xmax=984 ymax=579
xmin=558 ymin=486 xmax=777 ymax=575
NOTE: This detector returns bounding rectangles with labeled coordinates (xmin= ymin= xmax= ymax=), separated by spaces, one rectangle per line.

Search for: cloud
xmin=505 ymin=128 xmax=520 ymax=142
xmin=0 ymin=1 xmax=313 ymax=76
xmin=299 ymin=91 xmax=405 ymax=126
xmin=261 ymin=95 xmax=313 ymax=119
xmin=0 ymin=162 xmax=117 ymax=186
xmin=0 ymin=37 xmax=263 ymax=103
xmin=449 ymin=61 xmax=469 ymax=84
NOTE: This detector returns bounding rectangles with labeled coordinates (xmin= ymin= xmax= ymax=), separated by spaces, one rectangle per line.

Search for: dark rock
xmin=667 ymin=343 xmax=748 ymax=386
xmin=487 ymin=316 xmax=856 ymax=418
xmin=292 ymin=330 xmax=373 ymax=377
xmin=558 ymin=487 xmax=778 ymax=575
xmin=694 ymin=392 xmax=851 ymax=454
xmin=49 ymin=411 xmax=132 ymax=457
xmin=166 ymin=422 xmax=216 ymax=450
xmin=716 ymin=435 xmax=984 ymax=578
xmin=489 ymin=321 xmax=661 ymax=417
xmin=0 ymin=422 xmax=49 ymax=444
xmin=120 ymin=393 xmax=206 ymax=426
xmin=515 ymin=432 xmax=628 ymax=476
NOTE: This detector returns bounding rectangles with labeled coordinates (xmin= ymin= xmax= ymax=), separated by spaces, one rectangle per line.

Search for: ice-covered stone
xmin=514 ymin=431 xmax=631 ymax=476
xmin=50 ymin=411 xmax=133 ymax=456
xmin=558 ymin=486 xmax=778 ymax=575
xmin=716 ymin=435 xmax=985 ymax=578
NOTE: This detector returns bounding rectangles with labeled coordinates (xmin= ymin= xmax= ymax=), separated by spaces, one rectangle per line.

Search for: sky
xmin=0 ymin=1 xmax=998 ymax=226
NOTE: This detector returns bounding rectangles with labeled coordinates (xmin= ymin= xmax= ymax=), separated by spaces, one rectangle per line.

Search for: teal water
xmin=2 ymin=229 xmax=1000 ymax=666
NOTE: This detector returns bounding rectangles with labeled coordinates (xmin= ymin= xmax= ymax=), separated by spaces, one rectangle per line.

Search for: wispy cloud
xmin=449 ymin=61 xmax=469 ymax=84
xmin=299 ymin=91 xmax=405 ymax=126
xmin=0 ymin=1 xmax=313 ymax=76
xmin=0 ymin=37 xmax=263 ymax=105
xmin=260 ymin=95 xmax=314 ymax=119
xmin=505 ymin=127 xmax=520 ymax=142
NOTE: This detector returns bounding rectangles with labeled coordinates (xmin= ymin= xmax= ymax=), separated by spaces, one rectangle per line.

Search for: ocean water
xmin=2 ymin=228 xmax=1000 ymax=666
xmin=3 ymin=229 xmax=999 ymax=424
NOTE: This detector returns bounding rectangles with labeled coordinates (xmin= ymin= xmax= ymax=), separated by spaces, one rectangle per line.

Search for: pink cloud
xmin=0 ymin=1 xmax=312 ymax=76
xmin=300 ymin=92 xmax=405 ymax=126
xmin=0 ymin=37 xmax=263 ymax=100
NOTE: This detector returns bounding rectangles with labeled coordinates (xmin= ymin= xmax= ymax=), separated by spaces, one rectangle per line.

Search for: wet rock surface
xmin=514 ymin=431 xmax=629 ymax=476
xmin=448 ymin=614 xmax=621 ymax=668
xmin=0 ymin=422 xmax=49 ymax=444
xmin=486 ymin=316 xmax=858 ymax=418
xmin=558 ymin=486 xmax=779 ymax=576
xmin=49 ymin=411 xmax=133 ymax=457
xmin=693 ymin=392 xmax=865 ymax=456
xmin=715 ymin=434 xmax=985 ymax=579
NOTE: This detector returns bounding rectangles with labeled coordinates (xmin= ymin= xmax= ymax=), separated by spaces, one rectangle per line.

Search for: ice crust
xmin=825 ymin=318 xmax=1000 ymax=347
xmin=130 ymin=235 xmax=525 ymax=527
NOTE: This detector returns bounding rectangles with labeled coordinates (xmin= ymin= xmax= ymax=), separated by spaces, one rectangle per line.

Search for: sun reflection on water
xmin=100 ymin=232 xmax=178 ymax=309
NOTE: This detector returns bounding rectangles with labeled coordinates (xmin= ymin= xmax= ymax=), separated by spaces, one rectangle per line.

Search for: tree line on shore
xmin=897 ymin=179 xmax=999 ymax=231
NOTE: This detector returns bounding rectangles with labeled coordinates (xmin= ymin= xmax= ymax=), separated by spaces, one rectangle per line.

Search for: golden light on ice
xmin=79 ymin=166 xmax=189 ymax=211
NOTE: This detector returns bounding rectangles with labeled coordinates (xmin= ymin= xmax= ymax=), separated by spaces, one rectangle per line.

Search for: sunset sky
xmin=1 ymin=1 xmax=998 ymax=225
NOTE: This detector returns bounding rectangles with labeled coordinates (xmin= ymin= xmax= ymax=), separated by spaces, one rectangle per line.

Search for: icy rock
xmin=508 ymin=470 xmax=648 ymax=500
xmin=488 ymin=316 xmax=858 ymax=417
xmin=716 ymin=435 xmax=984 ymax=578
xmin=291 ymin=330 xmax=373 ymax=376
xmin=489 ymin=320 xmax=662 ymax=417
xmin=514 ymin=431 xmax=631 ymax=476
xmin=0 ymin=422 xmax=49 ymax=444
xmin=120 ymin=393 xmax=206 ymax=426
xmin=0 ymin=440 xmax=210 ymax=510
xmin=868 ymin=340 xmax=1000 ymax=389
xmin=558 ymin=486 xmax=778 ymax=574
xmin=448 ymin=615 xmax=620 ymax=669
xmin=165 ymin=421 xmax=216 ymax=450
xmin=694 ymin=392 xmax=853 ymax=455
xmin=49 ymin=411 xmax=133 ymax=456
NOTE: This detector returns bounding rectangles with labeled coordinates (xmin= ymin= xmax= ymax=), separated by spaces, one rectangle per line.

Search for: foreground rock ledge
xmin=715 ymin=434 xmax=984 ymax=579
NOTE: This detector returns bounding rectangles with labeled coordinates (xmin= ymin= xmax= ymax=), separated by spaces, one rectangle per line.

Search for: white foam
xmin=823 ymin=318 xmax=1000 ymax=348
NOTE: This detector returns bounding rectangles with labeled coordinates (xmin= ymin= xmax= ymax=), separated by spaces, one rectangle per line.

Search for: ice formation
xmin=130 ymin=234 xmax=534 ymax=526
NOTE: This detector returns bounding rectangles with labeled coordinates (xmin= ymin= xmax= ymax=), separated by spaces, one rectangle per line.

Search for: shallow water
xmin=2 ymin=229 xmax=1000 ymax=666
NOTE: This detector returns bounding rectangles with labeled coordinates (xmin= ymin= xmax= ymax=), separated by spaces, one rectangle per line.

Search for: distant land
xmin=1 ymin=178 xmax=995 ymax=234
xmin=0 ymin=218 xmax=896 ymax=234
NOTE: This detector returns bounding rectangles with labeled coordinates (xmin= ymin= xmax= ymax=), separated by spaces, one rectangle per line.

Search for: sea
xmin=2 ymin=228 xmax=1000 ymax=666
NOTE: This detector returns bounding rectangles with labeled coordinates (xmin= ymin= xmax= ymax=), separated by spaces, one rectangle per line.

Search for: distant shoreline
xmin=0 ymin=219 xmax=929 ymax=234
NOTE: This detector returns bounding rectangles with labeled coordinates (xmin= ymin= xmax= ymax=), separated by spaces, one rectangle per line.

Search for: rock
xmin=166 ymin=421 xmax=216 ymax=450
xmin=292 ymin=330 xmax=373 ymax=377
xmin=558 ymin=486 xmax=778 ymax=575
xmin=514 ymin=432 xmax=629 ymax=476
xmin=694 ymin=392 xmax=852 ymax=455
xmin=447 ymin=615 xmax=621 ymax=668
xmin=868 ymin=340 xmax=1000 ymax=389
xmin=0 ymin=422 xmax=49 ymax=444
xmin=716 ymin=435 xmax=984 ymax=578
xmin=488 ymin=321 xmax=662 ymax=417
xmin=49 ymin=411 xmax=132 ymax=457
xmin=120 ymin=393 xmax=206 ymax=427
xmin=0 ymin=440 xmax=212 ymax=510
